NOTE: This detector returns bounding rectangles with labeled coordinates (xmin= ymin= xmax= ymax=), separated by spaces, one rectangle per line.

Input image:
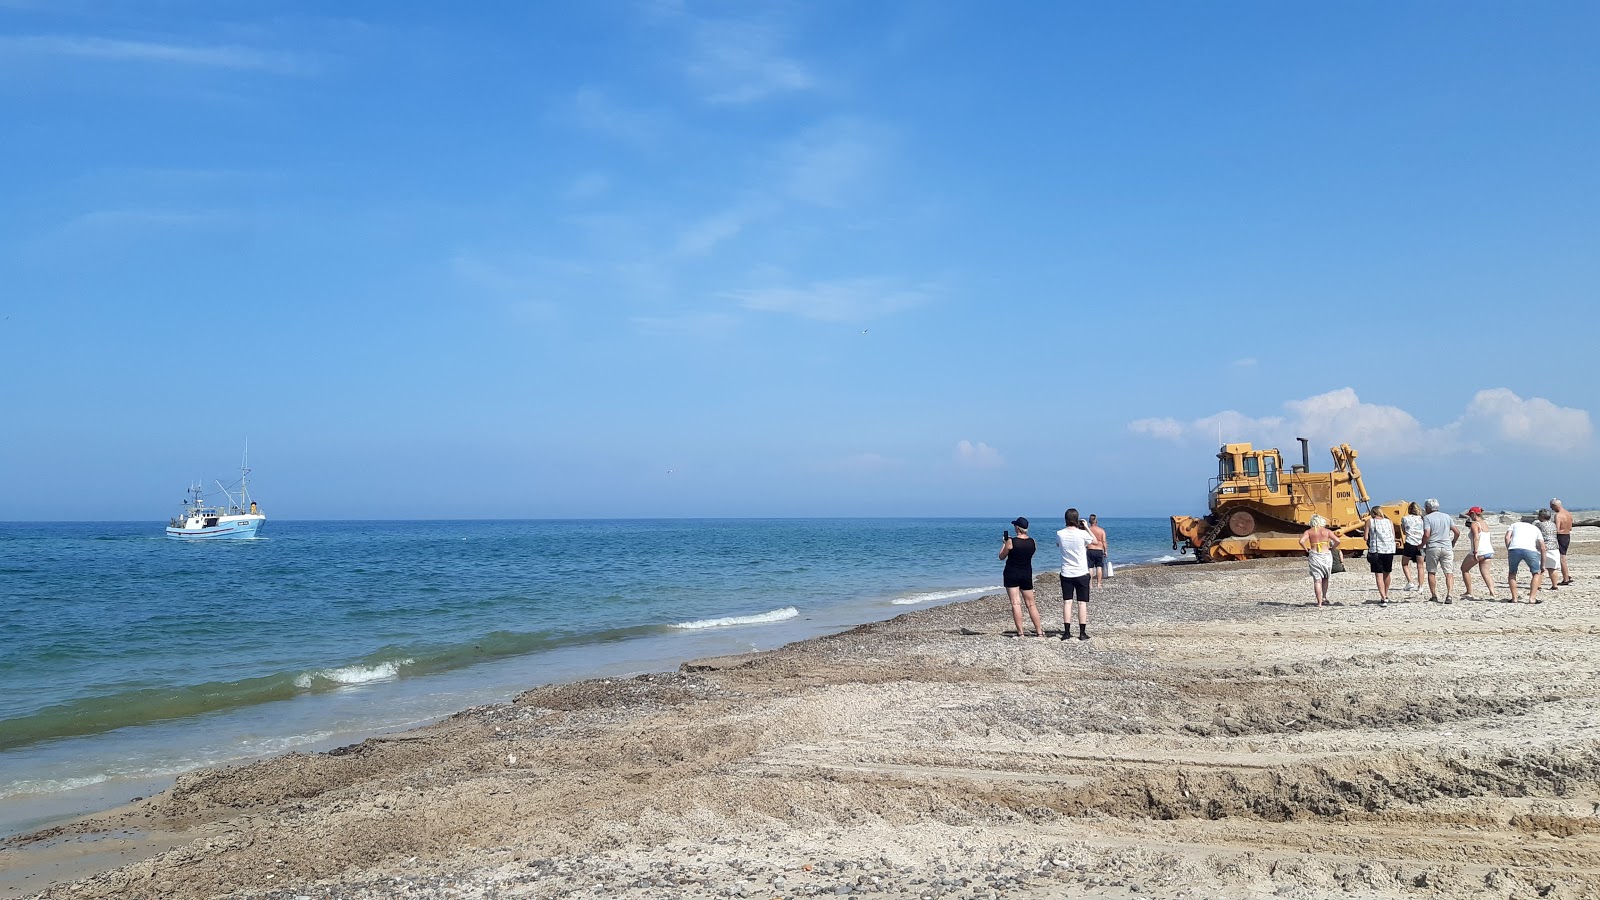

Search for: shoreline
xmin=5 ymin=534 xmax=1599 ymax=898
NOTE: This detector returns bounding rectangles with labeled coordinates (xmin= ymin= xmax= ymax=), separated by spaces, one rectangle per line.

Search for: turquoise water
xmin=0 ymin=517 xmax=1175 ymax=835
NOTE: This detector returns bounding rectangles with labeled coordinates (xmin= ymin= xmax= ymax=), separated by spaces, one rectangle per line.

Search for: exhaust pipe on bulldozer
xmin=1295 ymin=437 xmax=1310 ymax=474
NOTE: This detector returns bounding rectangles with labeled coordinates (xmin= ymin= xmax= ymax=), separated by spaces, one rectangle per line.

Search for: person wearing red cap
xmin=1458 ymin=507 xmax=1497 ymax=600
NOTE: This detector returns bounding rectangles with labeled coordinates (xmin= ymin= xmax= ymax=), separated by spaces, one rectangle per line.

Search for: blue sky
xmin=2 ymin=1 xmax=1596 ymax=520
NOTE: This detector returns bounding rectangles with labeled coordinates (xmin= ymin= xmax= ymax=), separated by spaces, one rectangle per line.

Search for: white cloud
xmin=955 ymin=440 xmax=1003 ymax=468
xmin=1128 ymin=418 xmax=1184 ymax=441
xmin=1129 ymin=387 xmax=1592 ymax=457
xmin=1231 ymin=357 xmax=1258 ymax=368
xmin=728 ymin=277 xmax=930 ymax=323
xmin=1462 ymin=388 xmax=1593 ymax=450
xmin=0 ymin=35 xmax=309 ymax=74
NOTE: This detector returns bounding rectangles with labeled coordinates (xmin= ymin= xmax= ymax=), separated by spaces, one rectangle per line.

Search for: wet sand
xmin=5 ymin=527 xmax=1598 ymax=899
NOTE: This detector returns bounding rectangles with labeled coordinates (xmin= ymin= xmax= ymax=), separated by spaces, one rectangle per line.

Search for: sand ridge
xmin=4 ymin=529 xmax=1599 ymax=899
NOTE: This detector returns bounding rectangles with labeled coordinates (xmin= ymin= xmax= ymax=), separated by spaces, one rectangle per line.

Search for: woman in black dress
xmin=999 ymin=516 xmax=1044 ymax=638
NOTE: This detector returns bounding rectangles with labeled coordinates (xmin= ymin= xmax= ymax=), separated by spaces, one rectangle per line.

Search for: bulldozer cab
xmin=1209 ymin=443 xmax=1285 ymax=507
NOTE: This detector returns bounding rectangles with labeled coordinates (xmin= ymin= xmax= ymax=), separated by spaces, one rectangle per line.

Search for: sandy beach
xmin=5 ymin=525 xmax=1598 ymax=899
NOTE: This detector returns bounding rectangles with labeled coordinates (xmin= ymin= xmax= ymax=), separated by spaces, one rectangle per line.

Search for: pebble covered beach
xmin=5 ymin=525 xmax=1599 ymax=899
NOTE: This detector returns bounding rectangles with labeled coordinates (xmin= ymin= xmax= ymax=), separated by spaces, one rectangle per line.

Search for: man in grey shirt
xmin=1420 ymin=498 xmax=1461 ymax=603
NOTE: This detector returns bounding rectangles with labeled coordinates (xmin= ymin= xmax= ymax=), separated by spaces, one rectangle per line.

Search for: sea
xmin=0 ymin=517 xmax=1176 ymax=837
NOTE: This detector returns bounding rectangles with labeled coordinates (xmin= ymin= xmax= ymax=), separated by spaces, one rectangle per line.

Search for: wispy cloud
xmin=814 ymin=452 xmax=902 ymax=474
xmin=683 ymin=18 xmax=816 ymax=105
xmin=571 ymin=87 xmax=665 ymax=146
xmin=630 ymin=311 xmax=739 ymax=339
xmin=450 ymin=252 xmax=582 ymax=322
xmin=563 ymin=172 xmax=612 ymax=202
xmin=776 ymin=118 xmax=892 ymax=207
xmin=727 ymin=277 xmax=932 ymax=324
xmin=0 ymin=35 xmax=311 ymax=74
xmin=1129 ymin=388 xmax=1593 ymax=457
xmin=674 ymin=209 xmax=749 ymax=256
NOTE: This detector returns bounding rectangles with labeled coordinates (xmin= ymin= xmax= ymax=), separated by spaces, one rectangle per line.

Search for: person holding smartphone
xmin=999 ymin=517 xmax=1043 ymax=638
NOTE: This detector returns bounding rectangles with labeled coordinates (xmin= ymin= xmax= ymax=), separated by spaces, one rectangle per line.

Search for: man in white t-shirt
xmin=1056 ymin=508 xmax=1095 ymax=642
xmin=1504 ymin=519 xmax=1546 ymax=604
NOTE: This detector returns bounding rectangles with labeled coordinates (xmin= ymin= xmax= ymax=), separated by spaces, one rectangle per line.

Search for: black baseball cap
xmin=1010 ymin=517 xmax=1029 ymax=529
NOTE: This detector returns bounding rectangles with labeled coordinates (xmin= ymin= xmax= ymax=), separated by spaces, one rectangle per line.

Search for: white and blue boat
xmin=165 ymin=452 xmax=265 ymax=540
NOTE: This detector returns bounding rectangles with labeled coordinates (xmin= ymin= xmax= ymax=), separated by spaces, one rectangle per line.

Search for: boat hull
xmin=165 ymin=516 xmax=265 ymax=540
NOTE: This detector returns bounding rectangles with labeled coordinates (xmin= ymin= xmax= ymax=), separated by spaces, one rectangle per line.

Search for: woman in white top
xmin=1458 ymin=508 xmax=1497 ymax=600
xmin=1399 ymin=503 xmax=1425 ymax=591
xmin=1365 ymin=508 xmax=1397 ymax=603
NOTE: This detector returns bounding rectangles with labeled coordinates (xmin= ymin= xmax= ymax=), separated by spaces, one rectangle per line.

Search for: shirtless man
xmin=1552 ymin=498 xmax=1574 ymax=585
xmin=1087 ymin=514 xmax=1108 ymax=588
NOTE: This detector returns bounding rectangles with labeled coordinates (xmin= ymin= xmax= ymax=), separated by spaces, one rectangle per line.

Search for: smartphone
xmin=1003 ymin=530 xmax=1010 ymax=539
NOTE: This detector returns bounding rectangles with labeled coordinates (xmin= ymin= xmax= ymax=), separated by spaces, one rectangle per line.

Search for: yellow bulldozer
xmin=1171 ymin=439 xmax=1403 ymax=562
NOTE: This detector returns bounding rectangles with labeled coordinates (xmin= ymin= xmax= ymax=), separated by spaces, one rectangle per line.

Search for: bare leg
xmin=1076 ymin=601 xmax=1089 ymax=638
xmin=1528 ymin=568 xmax=1541 ymax=604
xmin=1478 ymin=558 xmax=1495 ymax=598
xmin=1427 ymin=567 xmax=1440 ymax=600
xmin=1508 ymin=563 xmax=1520 ymax=602
xmin=1007 ymin=587 xmax=1026 ymax=637
xmin=1022 ymin=589 xmax=1043 ymax=637
xmin=1561 ymin=548 xmax=1571 ymax=583
xmin=1459 ymin=554 xmax=1476 ymax=596
xmin=1377 ymin=571 xmax=1390 ymax=601
xmin=1445 ymin=568 xmax=1456 ymax=601
xmin=1312 ymin=575 xmax=1326 ymax=607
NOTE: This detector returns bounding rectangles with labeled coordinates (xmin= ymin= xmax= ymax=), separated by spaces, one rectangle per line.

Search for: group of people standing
xmin=998 ymin=511 xmax=1109 ymax=641
xmin=1305 ymin=498 xmax=1576 ymax=607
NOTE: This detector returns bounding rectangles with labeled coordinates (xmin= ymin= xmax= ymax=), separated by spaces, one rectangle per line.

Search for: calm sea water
xmin=0 ymin=517 xmax=1174 ymax=835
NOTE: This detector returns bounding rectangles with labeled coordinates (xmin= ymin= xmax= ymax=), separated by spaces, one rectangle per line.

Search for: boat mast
xmin=240 ymin=440 xmax=252 ymax=509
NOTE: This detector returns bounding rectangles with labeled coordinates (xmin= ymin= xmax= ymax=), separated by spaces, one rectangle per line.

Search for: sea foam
xmin=672 ymin=607 xmax=799 ymax=629
xmin=293 ymin=659 xmax=413 ymax=689
xmin=890 ymin=585 xmax=1002 ymax=605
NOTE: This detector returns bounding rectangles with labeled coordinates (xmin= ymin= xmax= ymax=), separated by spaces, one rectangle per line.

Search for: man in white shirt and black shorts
xmin=1056 ymin=508 xmax=1095 ymax=642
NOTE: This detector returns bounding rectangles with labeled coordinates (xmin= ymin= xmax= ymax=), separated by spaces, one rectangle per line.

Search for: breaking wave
xmin=672 ymin=607 xmax=800 ymax=629
xmin=890 ymin=586 xmax=1002 ymax=605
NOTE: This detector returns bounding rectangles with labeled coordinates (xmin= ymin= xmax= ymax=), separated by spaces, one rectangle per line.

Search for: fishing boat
xmin=165 ymin=451 xmax=265 ymax=540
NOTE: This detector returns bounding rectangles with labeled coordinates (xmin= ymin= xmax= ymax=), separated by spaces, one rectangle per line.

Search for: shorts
xmin=1367 ymin=552 xmax=1394 ymax=574
xmin=1400 ymin=544 xmax=1421 ymax=561
xmin=1087 ymin=549 xmax=1105 ymax=569
xmin=1003 ymin=571 xmax=1033 ymax=590
xmin=1558 ymin=533 xmax=1571 ymax=555
xmin=1308 ymin=551 xmax=1334 ymax=579
xmin=1424 ymin=545 xmax=1454 ymax=574
xmin=1061 ymin=573 xmax=1090 ymax=603
xmin=1508 ymin=547 xmax=1542 ymax=577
